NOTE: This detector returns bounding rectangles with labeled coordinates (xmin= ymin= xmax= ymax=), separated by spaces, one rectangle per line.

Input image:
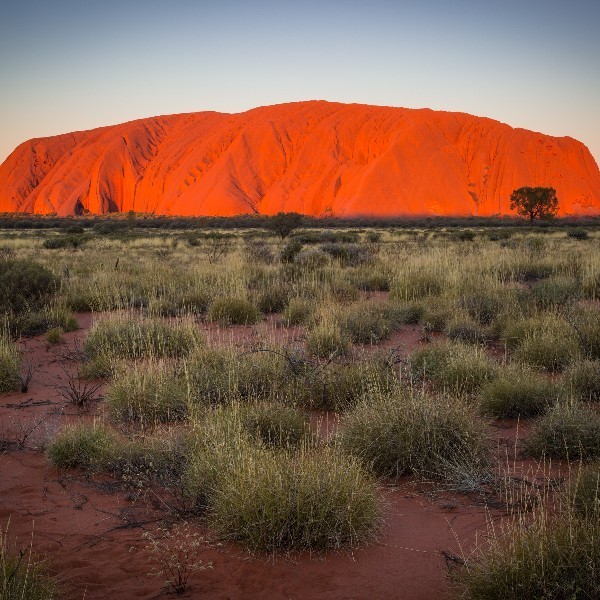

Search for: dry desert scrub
xmin=340 ymin=388 xmax=490 ymax=489
xmin=1 ymin=526 xmax=58 ymax=600
xmin=0 ymin=335 xmax=20 ymax=393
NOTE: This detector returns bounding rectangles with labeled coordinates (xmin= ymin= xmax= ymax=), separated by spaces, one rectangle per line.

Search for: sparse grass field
xmin=2 ymin=220 xmax=600 ymax=598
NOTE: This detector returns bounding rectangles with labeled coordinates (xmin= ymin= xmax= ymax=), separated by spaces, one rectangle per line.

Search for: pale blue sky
xmin=1 ymin=0 xmax=599 ymax=165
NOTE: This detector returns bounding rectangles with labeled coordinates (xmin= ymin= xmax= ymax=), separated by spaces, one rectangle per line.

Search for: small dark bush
xmin=0 ymin=259 xmax=58 ymax=313
xmin=567 ymin=229 xmax=589 ymax=240
xmin=207 ymin=297 xmax=260 ymax=325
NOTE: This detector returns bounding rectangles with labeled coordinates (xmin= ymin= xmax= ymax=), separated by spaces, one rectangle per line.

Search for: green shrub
xmin=515 ymin=325 xmax=580 ymax=372
xmin=105 ymin=362 xmax=189 ymax=424
xmin=342 ymin=302 xmax=392 ymax=344
xmin=458 ymin=512 xmax=600 ymax=599
xmin=282 ymin=297 xmax=314 ymax=326
xmin=240 ymin=403 xmax=309 ymax=448
xmin=46 ymin=327 xmax=63 ymax=345
xmin=300 ymin=358 xmax=397 ymax=411
xmin=564 ymin=360 xmax=600 ymax=402
xmin=207 ymin=297 xmax=260 ymax=325
xmin=0 ymin=259 xmax=58 ymax=313
xmin=0 ymin=336 xmax=20 ymax=393
xmin=281 ymin=239 xmax=303 ymax=263
xmin=329 ymin=280 xmax=360 ymax=303
xmin=391 ymin=270 xmax=443 ymax=301
xmin=16 ymin=307 xmax=78 ymax=337
xmin=341 ymin=389 xmax=489 ymax=487
xmin=411 ymin=342 xmax=498 ymax=395
xmin=565 ymin=463 xmax=600 ymax=520
xmin=42 ymin=234 xmax=84 ymax=249
xmin=257 ymin=286 xmax=289 ymax=314
xmin=479 ymin=368 xmax=561 ymax=418
xmin=84 ymin=315 xmax=201 ymax=360
xmin=208 ymin=447 xmax=379 ymax=551
xmin=0 ymin=529 xmax=58 ymax=600
xmin=567 ymin=229 xmax=589 ymax=240
xmin=186 ymin=348 xmax=291 ymax=405
xmin=530 ymin=276 xmax=580 ymax=309
xmin=569 ymin=305 xmax=600 ymax=359
xmin=47 ymin=422 xmax=117 ymax=470
xmin=525 ymin=402 xmax=600 ymax=459
xmin=352 ymin=269 xmax=390 ymax=292
xmin=306 ymin=323 xmax=351 ymax=358
xmin=445 ymin=315 xmax=486 ymax=344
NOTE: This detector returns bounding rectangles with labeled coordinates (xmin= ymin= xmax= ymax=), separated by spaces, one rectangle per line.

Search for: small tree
xmin=265 ymin=212 xmax=304 ymax=239
xmin=510 ymin=187 xmax=559 ymax=222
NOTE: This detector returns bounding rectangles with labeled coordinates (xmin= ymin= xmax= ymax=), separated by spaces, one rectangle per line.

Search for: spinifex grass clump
xmin=1 ymin=527 xmax=58 ymax=600
xmin=300 ymin=357 xmax=397 ymax=412
xmin=239 ymin=402 xmax=310 ymax=449
xmin=479 ymin=366 xmax=562 ymax=418
xmin=208 ymin=447 xmax=380 ymax=552
xmin=0 ymin=335 xmax=20 ymax=393
xmin=341 ymin=388 xmax=489 ymax=488
xmin=0 ymin=258 xmax=58 ymax=313
xmin=564 ymin=359 xmax=600 ymax=401
xmin=105 ymin=361 xmax=189 ymax=424
xmin=282 ymin=297 xmax=314 ymax=326
xmin=513 ymin=317 xmax=580 ymax=372
xmin=185 ymin=347 xmax=292 ymax=405
xmin=306 ymin=322 xmax=352 ymax=358
xmin=569 ymin=304 xmax=600 ymax=359
xmin=207 ymin=297 xmax=260 ymax=325
xmin=47 ymin=422 xmax=117 ymax=470
xmin=525 ymin=402 xmax=600 ymax=460
xmin=565 ymin=463 xmax=600 ymax=520
xmin=341 ymin=301 xmax=393 ymax=344
xmin=457 ymin=508 xmax=600 ymax=599
xmin=84 ymin=314 xmax=202 ymax=361
xmin=530 ymin=275 xmax=580 ymax=309
xmin=15 ymin=306 xmax=78 ymax=337
xmin=410 ymin=341 xmax=498 ymax=395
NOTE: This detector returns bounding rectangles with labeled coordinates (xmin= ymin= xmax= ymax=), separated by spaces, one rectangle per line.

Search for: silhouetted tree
xmin=510 ymin=187 xmax=559 ymax=222
xmin=265 ymin=212 xmax=304 ymax=239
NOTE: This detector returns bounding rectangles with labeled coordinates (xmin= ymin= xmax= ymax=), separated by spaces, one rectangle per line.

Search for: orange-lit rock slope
xmin=1 ymin=101 xmax=599 ymax=217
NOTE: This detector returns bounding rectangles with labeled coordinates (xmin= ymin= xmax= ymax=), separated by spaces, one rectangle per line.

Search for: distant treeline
xmin=0 ymin=213 xmax=599 ymax=231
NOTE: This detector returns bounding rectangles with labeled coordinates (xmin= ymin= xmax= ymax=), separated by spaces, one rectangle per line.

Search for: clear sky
xmin=1 ymin=0 xmax=599 ymax=166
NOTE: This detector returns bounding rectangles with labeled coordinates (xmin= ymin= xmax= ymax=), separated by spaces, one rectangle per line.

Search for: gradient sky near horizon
xmin=1 ymin=0 xmax=599 ymax=166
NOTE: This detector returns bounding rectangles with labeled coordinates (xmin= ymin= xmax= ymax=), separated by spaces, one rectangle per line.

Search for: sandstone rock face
xmin=1 ymin=101 xmax=599 ymax=217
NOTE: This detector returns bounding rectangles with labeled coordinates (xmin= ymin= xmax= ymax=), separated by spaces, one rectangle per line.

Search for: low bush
xmin=300 ymin=358 xmax=397 ymax=411
xmin=479 ymin=368 xmax=561 ymax=418
xmin=84 ymin=315 xmax=202 ymax=360
xmin=410 ymin=342 xmax=498 ymax=395
xmin=458 ymin=511 xmax=600 ymax=599
xmin=0 ymin=259 xmax=58 ymax=313
xmin=185 ymin=348 xmax=291 ymax=405
xmin=391 ymin=270 xmax=444 ymax=301
xmin=342 ymin=302 xmax=392 ymax=344
xmin=569 ymin=305 xmax=600 ymax=359
xmin=0 ymin=528 xmax=58 ymax=600
xmin=564 ymin=359 xmax=600 ymax=401
xmin=0 ymin=336 xmax=20 ymax=393
xmin=207 ymin=297 xmax=260 ymax=325
xmin=239 ymin=403 xmax=309 ymax=448
xmin=47 ymin=422 xmax=117 ymax=470
xmin=565 ymin=463 xmax=600 ymax=520
xmin=514 ymin=324 xmax=580 ymax=372
xmin=567 ymin=229 xmax=589 ymax=240
xmin=208 ymin=447 xmax=380 ymax=551
xmin=530 ymin=276 xmax=580 ymax=309
xmin=15 ymin=307 xmax=78 ymax=337
xmin=105 ymin=362 xmax=189 ymax=424
xmin=257 ymin=286 xmax=289 ymax=314
xmin=306 ymin=323 xmax=352 ymax=358
xmin=341 ymin=389 xmax=489 ymax=487
xmin=282 ymin=297 xmax=314 ymax=326
xmin=42 ymin=234 xmax=84 ymax=249
xmin=445 ymin=315 xmax=486 ymax=344
xmin=525 ymin=402 xmax=600 ymax=459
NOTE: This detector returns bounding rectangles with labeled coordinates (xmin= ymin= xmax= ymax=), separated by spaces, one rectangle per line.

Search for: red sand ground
xmin=2 ymin=101 xmax=599 ymax=218
xmin=1 ymin=316 xmax=548 ymax=599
